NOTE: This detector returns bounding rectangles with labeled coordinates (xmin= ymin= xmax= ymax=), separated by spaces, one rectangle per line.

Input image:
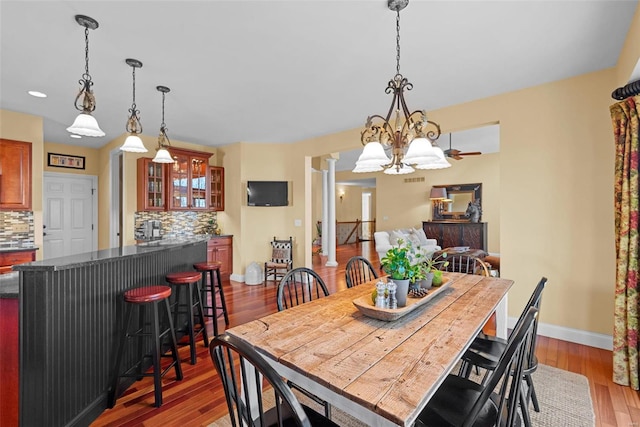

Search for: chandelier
xmin=353 ymin=0 xmax=450 ymax=175
xmin=152 ymin=85 xmax=175 ymax=163
xmin=66 ymin=15 xmax=105 ymax=137
xmin=119 ymin=58 xmax=148 ymax=152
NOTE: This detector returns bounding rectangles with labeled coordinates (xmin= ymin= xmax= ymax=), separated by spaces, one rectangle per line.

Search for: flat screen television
xmin=247 ymin=181 xmax=288 ymax=206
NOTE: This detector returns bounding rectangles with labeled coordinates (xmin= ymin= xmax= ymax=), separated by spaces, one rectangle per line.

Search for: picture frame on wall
xmin=47 ymin=153 xmax=85 ymax=170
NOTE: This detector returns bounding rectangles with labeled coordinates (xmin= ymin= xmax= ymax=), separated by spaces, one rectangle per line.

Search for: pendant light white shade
xmin=353 ymin=142 xmax=390 ymax=172
xmin=66 ymin=113 xmax=105 ymax=137
xmin=403 ymin=138 xmax=439 ymax=164
xmin=352 ymin=162 xmax=384 ymax=173
xmin=152 ymin=147 xmax=174 ymax=163
xmin=120 ymin=134 xmax=147 ymax=152
xmin=415 ymin=148 xmax=451 ymax=169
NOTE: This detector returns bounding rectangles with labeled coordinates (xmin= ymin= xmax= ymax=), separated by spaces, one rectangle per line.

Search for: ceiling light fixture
xmin=353 ymin=0 xmax=450 ymax=175
xmin=66 ymin=15 xmax=105 ymax=137
xmin=119 ymin=59 xmax=148 ymax=152
xmin=152 ymin=86 xmax=175 ymax=163
xmin=28 ymin=91 xmax=47 ymax=98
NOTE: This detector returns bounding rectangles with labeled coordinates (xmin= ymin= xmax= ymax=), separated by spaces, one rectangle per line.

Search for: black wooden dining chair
xmin=345 ymin=256 xmax=378 ymax=288
xmin=276 ymin=267 xmax=332 ymax=418
xmin=276 ymin=267 xmax=330 ymax=311
xmin=459 ymin=277 xmax=548 ymax=427
xmin=414 ymin=307 xmax=539 ymax=427
xmin=209 ymin=333 xmax=339 ymax=427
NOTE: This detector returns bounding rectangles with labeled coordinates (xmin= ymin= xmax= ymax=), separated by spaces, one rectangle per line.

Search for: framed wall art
xmin=47 ymin=153 xmax=85 ymax=170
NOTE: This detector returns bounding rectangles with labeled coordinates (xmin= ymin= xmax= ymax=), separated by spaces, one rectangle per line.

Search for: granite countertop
xmin=13 ymin=238 xmax=209 ymax=272
xmin=0 ymin=272 xmax=19 ymax=298
xmin=0 ymin=246 xmax=39 ymax=253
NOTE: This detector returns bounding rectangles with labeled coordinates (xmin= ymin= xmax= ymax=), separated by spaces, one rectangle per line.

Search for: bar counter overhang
xmin=12 ymin=239 xmax=208 ymax=427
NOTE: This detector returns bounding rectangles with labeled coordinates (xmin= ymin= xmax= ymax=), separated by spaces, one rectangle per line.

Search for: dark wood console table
xmin=422 ymin=221 xmax=488 ymax=251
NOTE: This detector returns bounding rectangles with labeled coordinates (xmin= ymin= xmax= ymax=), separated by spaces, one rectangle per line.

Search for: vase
xmin=391 ymin=278 xmax=410 ymax=307
xmin=420 ymin=272 xmax=434 ymax=290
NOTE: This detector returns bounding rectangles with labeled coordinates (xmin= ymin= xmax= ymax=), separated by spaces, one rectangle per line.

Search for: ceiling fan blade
xmin=458 ymin=151 xmax=482 ymax=156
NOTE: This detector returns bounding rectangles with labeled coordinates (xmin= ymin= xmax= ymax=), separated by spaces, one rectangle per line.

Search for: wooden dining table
xmin=226 ymin=273 xmax=513 ymax=427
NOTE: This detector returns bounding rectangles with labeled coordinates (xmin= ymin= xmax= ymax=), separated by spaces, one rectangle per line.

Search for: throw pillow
xmin=389 ymin=230 xmax=402 ymax=246
xmin=406 ymin=232 xmax=421 ymax=247
xmin=412 ymin=227 xmax=430 ymax=246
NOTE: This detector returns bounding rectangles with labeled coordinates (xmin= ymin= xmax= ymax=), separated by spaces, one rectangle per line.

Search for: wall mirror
xmin=432 ymin=183 xmax=482 ymax=221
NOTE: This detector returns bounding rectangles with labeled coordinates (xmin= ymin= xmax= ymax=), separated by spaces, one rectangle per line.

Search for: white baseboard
xmin=508 ymin=317 xmax=613 ymax=350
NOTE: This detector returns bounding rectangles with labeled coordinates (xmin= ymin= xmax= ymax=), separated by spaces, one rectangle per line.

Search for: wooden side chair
xmin=264 ymin=236 xmax=293 ymax=286
xmin=415 ymin=307 xmax=539 ymax=427
xmin=276 ymin=267 xmax=332 ymax=418
xmin=209 ymin=333 xmax=339 ymax=427
xmin=345 ymin=256 xmax=378 ymax=288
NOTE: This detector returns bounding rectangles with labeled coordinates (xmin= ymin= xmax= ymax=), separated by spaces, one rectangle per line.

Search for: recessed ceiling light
xmin=70 ymin=134 xmax=82 ymax=139
xmin=27 ymin=90 xmax=47 ymax=98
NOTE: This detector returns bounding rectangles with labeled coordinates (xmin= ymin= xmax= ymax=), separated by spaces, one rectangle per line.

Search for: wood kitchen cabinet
xmin=168 ymin=148 xmax=212 ymax=210
xmin=422 ymin=221 xmax=488 ymax=251
xmin=207 ymin=236 xmax=232 ymax=281
xmin=137 ymin=157 xmax=167 ymax=211
xmin=0 ymin=250 xmax=36 ymax=274
xmin=0 ymin=139 xmax=32 ymax=210
xmin=209 ymin=166 xmax=224 ymax=211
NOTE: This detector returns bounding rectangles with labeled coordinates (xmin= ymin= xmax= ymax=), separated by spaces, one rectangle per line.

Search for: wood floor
xmin=92 ymin=241 xmax=636 ymax=427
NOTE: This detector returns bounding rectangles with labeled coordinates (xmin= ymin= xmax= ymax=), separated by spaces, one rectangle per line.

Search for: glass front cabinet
xmin=137 ymin=157 xmax=166 ymax=211
xmin=167 ymin=148 xmax=212 ymax=210
xmin=209 ymin=166 xmax=225 ymax=211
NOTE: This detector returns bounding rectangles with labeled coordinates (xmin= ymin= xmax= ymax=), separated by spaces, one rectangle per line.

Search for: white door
xmin=43 ymin=173 xmax=97 ymax=258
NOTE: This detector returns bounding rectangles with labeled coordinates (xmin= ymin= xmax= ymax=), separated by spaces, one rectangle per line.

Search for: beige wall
xmin=0 ymin=110 xmax=44 ymax=259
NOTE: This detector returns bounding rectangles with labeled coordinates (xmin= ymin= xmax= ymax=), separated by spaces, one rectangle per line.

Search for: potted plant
xmin=419 ymin=252 xmax=449 ymax=289
xmin=380 ymin=239 xmax=424 ymax=306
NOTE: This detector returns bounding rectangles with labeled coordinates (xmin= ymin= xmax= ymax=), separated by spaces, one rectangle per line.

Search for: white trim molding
xmin=508 ymin=317 xmax=613 ymax=350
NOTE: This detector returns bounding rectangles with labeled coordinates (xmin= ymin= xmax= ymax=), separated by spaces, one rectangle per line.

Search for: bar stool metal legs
xmin=166 ymin=271 xmax=209 ymax=365
xmin=109 ymin=285 xmax=182 ymax=408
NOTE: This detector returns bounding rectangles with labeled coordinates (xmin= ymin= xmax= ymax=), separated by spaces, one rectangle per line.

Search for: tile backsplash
xmin=134 ymin=211 xmax=219 ymax=240
xmin=0 ymin=211 xmax=35 ymax=246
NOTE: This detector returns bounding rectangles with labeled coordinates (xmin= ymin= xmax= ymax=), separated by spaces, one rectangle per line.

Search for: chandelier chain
xmin=161 ymin=92 xmax=166 ymax=127
xmin=83 ymin=26 xmax=91 ymax=82
xmin=395 ymin=10 xmax=401 ymax=76
xmin=131 ymin=66 xmax=136 ymax=107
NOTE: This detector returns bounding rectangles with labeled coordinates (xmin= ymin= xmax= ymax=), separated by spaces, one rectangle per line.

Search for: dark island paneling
xmin=15 ymin=241 xmax=206 ymax=427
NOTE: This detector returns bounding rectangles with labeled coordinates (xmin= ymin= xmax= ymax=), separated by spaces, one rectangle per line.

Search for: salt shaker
xmin=375 ymin=281 xmax=387 ymax=308
xmin=387 ymin=281 xmax=397 ymax=309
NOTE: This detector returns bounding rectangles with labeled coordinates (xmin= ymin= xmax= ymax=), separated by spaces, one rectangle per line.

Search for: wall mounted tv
xmin=247 ymin=181 xmax=289 ymax=207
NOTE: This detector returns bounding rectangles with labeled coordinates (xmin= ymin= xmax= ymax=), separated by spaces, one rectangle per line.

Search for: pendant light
xmin=152 ymin=86 xmax=175 ymax=163
xmin=66 ymin=15 xmax=105 ymax=137
xmin=120 ymin=59 xmax=147 ymax=152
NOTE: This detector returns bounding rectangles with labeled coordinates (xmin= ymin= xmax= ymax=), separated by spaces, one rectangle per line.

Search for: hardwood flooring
xmin=92 ymin=241 xmax=636 ymax=427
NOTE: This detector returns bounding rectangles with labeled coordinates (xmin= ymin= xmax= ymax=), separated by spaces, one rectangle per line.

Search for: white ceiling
xmin=1 ymin=1 xmax=637 ymax=150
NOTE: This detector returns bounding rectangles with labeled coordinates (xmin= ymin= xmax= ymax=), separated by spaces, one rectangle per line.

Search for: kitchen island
xmin=10 ymin=239 xmax=207 ymax=427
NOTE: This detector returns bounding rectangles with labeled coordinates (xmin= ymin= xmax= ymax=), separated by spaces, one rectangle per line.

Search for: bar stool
xmin=109 ymin=285 xmax=182 ymax=408
xmin=166 ymin=271 xmax=209 ymax=365
xmin=193 ymin=261 xmax=230 ymax=337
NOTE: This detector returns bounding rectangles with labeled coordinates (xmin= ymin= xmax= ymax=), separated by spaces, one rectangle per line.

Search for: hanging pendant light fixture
xmin=119 ymin=59 xmax=147 ymax=152
xmin=152 ymin=86 xmax=175 ymax=163
xmin=353 ymin=0 xmax=450 ymax=174
xmin=66 ymin=15 xmax=105 ymax=137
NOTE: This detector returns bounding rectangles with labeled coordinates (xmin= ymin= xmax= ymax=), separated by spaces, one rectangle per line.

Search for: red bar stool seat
xmin=109 ymin=285 xmax=182 ymax=408
xmin=166 ymin=271 xmax=209 ymax=365
xmin=193 ymin=261 xmax=230 ymax=337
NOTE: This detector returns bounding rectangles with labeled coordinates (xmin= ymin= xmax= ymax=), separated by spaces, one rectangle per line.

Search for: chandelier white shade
xmin=120 ymin=135 xmax=147 ymax=153
xmin=152 ymin=147 xmax=174 ymax=163
xmin=352 ymin=0 xmax=449 ymax=174
xmin=66 ymin=113 xmax=105 ymax=137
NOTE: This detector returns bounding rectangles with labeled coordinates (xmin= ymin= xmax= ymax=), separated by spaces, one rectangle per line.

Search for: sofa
xmin=374 ymin=228 xmax=441 ymax=263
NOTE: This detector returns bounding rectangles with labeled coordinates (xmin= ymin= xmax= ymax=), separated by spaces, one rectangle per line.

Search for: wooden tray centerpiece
xmin=353 ymin=277 xmax=452 ymax=321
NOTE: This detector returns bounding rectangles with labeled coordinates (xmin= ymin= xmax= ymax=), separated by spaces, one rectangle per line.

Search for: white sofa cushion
xmin=374 ymin=229 xmax=441 ymax=264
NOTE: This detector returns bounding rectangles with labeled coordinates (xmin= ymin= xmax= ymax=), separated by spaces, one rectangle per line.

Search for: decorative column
xmin=325 ymin=158 xmax=338 ymax=267
xmin=321 ymin=170 xmax=329 ymax=256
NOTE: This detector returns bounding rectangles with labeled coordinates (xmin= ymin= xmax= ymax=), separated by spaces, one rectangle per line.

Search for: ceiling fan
xmin=443 ymin=133 xmax=482 ymax=160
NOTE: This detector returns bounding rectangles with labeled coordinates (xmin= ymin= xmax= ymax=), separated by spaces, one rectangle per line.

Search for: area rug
xmin=209 ymin=364 xmax=594 ymax=427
